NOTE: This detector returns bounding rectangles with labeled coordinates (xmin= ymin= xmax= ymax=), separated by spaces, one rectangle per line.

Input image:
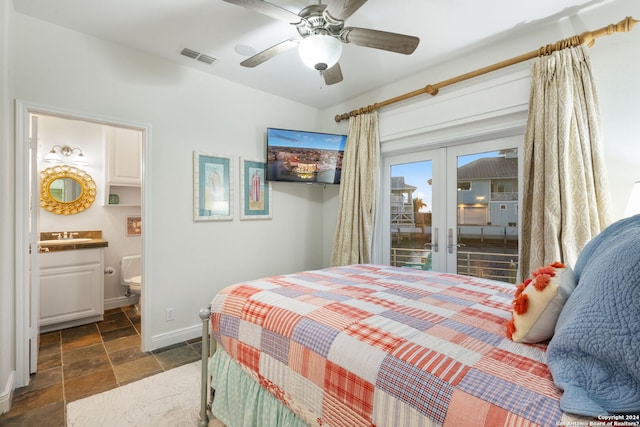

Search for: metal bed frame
xmin=198 ymin=305 xmax=213 ymax=427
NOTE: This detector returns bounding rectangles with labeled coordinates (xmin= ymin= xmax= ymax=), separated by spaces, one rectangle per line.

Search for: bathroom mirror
xmin=40 ymin=166 xmax=97 ymax=215
xmin=49 ymin=177 xmax=83 ymax=203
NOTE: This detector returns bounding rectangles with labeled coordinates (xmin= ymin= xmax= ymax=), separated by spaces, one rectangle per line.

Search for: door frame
xmin=28 ymin=114 xmax=39 ymax=375
xmin=14 ymin=100 xmax=151 ymax=387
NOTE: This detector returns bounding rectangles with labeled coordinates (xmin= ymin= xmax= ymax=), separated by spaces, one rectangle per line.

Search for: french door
xmin=379 ymin=136 xmax=523 ymax=283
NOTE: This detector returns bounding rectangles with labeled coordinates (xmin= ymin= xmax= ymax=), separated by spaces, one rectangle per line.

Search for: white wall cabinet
xmin=39 ymin=248 xmax=104 ymax=332
xmin=104 ymin=127 xmax=142 ymax=206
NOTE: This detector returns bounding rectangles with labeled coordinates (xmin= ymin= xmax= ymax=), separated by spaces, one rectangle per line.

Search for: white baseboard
xmin=104 ymin=295 xmax=139 ymax=311
xmin=150 ymin=324 xmax=201 ymax=351
xmin=0 ymin=371 xmax=16 ymax=415
xmin=40 ymin=314 xmax=105 ymax=333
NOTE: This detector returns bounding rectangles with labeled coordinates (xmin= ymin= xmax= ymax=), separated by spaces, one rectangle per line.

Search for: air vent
xmin=196 ymin=54 xmax=216 ymax=65
xmin=180 ymin=48 xmax=199 ymax=59
xmin=179 ymin=48 xmax=217 ymax=65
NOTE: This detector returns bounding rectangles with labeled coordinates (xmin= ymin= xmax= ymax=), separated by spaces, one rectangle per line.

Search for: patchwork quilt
xmin=210 ymin=264 xmax=562 ymax=426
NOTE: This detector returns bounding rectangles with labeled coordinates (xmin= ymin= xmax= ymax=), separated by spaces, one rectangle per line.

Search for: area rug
xmin=67 ymin=361 xmax=224 ymax=426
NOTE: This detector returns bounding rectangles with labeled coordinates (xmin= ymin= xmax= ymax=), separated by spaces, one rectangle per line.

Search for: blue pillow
xmin=547 ymin=214 xmax=640 ymax=416
xmin=572 ymin=214 xmax=640 ymax=281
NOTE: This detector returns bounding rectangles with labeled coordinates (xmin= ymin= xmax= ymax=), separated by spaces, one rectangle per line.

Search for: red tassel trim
xmin=533 ymin=266 xmax=556 ymax=277
xmin=533 ymin=274 xmax=552 ymax=291
xmin=515 ymin=282 xmax=526 ymax=297
xmin=513 ymin=294 xmax=529 ymax=315
xmin=506 ymin=318 xmax=516 ymax=339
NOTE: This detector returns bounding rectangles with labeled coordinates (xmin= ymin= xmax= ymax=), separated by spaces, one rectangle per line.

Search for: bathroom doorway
xmin=14 ymin=101 xmax=150 ymax=386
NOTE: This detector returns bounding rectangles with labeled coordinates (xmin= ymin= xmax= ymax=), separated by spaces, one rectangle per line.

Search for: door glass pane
xmin=389 ymin=161 xmax=433 ymax=270
xmin=456 ymin=149 xmax=518 ymax=283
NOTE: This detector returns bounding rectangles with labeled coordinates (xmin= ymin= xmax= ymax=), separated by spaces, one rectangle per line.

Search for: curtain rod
xmin=334 ymin=16 xmax=638 ymax=123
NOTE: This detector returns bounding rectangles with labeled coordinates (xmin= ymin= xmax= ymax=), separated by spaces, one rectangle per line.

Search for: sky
xmin=391 ymin=150 xmax=503 ymax=212
xmin=267 ymin=128 xmax=347 ymax=151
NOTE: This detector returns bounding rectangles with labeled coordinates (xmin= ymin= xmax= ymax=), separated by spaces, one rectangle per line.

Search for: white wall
xmin=588 ymin=2 xmax=640 ymax=218
xmin=9 ymin=11 xmax=327 ymax=356
xmin=321 ymin=0 xmax=640 ymax=264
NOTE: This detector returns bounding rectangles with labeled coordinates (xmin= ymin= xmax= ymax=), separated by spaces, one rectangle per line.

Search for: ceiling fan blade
xmin=240 ymin=38 xmax=300 ymax=67
xmin=322 ymin=63 xmax=343 ymax=85
xmin=324 ymin=0 xmax=368 ymax=21
xmin=222 ymin=0 xmax=301 ymax=24
xmin=343 ymin=27 xmax=420 ymax=54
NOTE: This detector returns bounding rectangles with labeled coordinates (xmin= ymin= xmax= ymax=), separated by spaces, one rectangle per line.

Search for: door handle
xmin=429 ymin=227 xmax=438 ymax=252
xmin=447 ymin=228 xmax=465 ymax=253
xmin=425 ymin=227 xmax=438 ymax=252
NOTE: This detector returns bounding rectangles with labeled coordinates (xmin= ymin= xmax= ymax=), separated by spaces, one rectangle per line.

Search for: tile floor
xmin=0 ymin=305 xmax=202 ymax=427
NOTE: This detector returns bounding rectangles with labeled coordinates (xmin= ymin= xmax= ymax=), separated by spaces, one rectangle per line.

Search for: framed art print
xmin=126 ymin=215 xmax=141 ymax=236
xmin=193 ymin=152 xmax=233 ymax=221
xmin=240 ymin=158 xmax=272 ymax=220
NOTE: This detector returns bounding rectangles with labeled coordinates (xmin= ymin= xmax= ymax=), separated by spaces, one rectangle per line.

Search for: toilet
xmin=121 ymin=255 xmax=142 ymax=311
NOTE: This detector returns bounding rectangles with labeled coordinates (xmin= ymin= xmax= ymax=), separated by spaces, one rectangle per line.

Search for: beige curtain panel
xmin=331 ymin=112 xmax=380 ymax=266
xmin=520 ymin=45 xmax=612 ymax=282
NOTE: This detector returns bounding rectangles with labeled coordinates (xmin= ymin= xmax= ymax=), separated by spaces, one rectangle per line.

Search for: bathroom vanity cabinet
xmin=39 ymin=247 xmax=104 ymax=332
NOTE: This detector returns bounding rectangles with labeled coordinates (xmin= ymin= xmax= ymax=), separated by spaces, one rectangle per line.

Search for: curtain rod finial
xmin=582 ymin=16 xmax=638 ymax=46
xmin=621 ymin=16 xmax=638 ymax=32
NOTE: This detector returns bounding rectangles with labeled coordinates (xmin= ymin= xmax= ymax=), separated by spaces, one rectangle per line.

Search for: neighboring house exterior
xmin=456 ymin=153 xmax=518 ymax=228
xmin=391 ymin=176 xmax=417 ymax=227
xmin=391 ymin=153 xmax=518 ymax=230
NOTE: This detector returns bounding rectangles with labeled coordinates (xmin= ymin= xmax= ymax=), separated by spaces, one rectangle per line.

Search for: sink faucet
xmin=50 ymin=231 xmax=79 ymax=240
xmin=60 ymin=231 xmax=79 ymax=240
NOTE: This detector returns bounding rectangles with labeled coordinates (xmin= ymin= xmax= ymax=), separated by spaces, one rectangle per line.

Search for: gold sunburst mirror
xmin=40 ymin=166 xmax=97 ymax=215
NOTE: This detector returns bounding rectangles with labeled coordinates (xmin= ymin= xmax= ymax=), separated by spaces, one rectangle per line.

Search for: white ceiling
xmin=13 ymin=0 xmax=608 ymax=109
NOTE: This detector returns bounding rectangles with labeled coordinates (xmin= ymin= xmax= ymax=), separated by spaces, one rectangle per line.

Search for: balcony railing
xmin=391 ymin=247 xmax=432 ymax=267
xmin=456 ymin=251 xmax=518 ymax=283
xmin=491 ymin=191 xmax=518 ymax=201
xmin=391 ymin=247 xmax=518 ymax=284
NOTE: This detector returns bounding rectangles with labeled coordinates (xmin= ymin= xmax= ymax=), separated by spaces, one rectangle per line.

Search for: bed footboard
xmin=198 ymin=305 xmax=212 ymax=427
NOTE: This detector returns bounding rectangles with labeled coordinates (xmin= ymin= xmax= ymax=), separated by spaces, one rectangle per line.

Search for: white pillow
xmin=507 ymin=263 xmax=576 ymax=343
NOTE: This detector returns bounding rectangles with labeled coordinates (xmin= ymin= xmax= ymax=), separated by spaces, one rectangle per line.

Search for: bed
xmin=198 ymin=214 xmax=640 ymax=427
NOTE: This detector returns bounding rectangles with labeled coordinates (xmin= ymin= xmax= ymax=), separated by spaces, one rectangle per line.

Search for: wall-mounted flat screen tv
xmin=266 ymin=127 xmax=348 ymax=184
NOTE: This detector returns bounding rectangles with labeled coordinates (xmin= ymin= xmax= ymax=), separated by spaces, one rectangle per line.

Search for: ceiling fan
xmin=222 ymin=0 xmax=420 ymax=85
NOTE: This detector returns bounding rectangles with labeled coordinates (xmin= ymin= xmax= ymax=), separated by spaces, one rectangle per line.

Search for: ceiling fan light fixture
xmin=298 ymin=34 xmax=342 ymax=71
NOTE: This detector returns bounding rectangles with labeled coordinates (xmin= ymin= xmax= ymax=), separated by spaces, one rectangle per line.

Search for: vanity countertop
xmin=38 ymin=230 xmax=108 ymax=252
